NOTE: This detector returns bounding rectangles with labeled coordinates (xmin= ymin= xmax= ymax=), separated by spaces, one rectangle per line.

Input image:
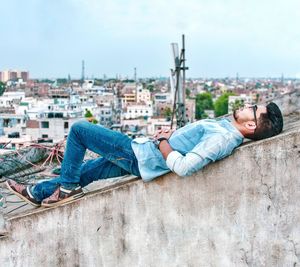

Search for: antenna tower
xmin=170 ymin=34 xmax=189 ymax=129
xmin=81 ymin=60 xmax=85 ymax=83
xmin=134 ymin=67 xmax=137 ymax=82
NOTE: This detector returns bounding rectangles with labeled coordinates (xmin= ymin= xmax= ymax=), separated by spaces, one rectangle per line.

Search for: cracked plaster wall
xmin=0 ymin=129 xmax=299 ymax=267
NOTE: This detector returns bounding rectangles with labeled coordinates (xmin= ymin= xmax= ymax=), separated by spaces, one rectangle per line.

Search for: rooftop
xmin=0 ymin=111 xmax=299 ymax=219
xmin=0 ymin=90 xmax=299 ymax=265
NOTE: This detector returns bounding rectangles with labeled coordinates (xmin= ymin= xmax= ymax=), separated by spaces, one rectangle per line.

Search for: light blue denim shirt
xmin=131 ymin=118 xmax=244 ymax=182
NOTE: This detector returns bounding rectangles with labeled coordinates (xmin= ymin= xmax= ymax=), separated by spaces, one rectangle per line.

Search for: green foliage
xmin=84 ymin=109 xmax=93 ymax=118
xmin=56 ymin=78 xmax=68 ymax=85
xmin=256 ymin=93 xmax=260 ymax=102
xmin=94 ymin=79 xmax=104 ymax=86
xmin=230 ymin=99 xmax=244 ymax=112
xmin=0 ymin=82 xmax=6 ymax=96
xmin=39 ymin=79 xmax=55 ymax=84
xmin=195 ymin=92 xmax=214 ymax=119
xmin=84 ymin=109 xmax=98 ymax=124
xmin=186 ymin=88 xmax=191 ymax=98
xmin=163 ymin=107 xmax=172 ymax=119
xmin=147 ymin=84 xmax=154 ymax=92
xmin=214 ymin=93 xmax=235 ymax=117
xmin=123 ymin=79 xmax=135 ymax=83
xmin=255 ymin=82 xmax=261 ymax=89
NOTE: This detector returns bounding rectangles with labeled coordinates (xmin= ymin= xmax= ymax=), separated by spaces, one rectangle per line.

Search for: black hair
xmin=246 ymin=102 xmax=283 ymax=140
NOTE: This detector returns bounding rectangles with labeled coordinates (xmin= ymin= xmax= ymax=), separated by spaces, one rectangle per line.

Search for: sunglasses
xmin=250 ymin=105 xmax=258 ymax=126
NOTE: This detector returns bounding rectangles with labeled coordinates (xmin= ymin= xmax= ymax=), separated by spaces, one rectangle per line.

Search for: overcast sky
xmin=1 ymin=0 xmax=300 ymax=79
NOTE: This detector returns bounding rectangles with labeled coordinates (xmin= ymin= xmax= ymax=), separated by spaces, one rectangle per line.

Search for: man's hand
xmin=153 ymin=128 xmax=175 ymax=160
xmin=153 ymin=128 xmax=175 ymax=140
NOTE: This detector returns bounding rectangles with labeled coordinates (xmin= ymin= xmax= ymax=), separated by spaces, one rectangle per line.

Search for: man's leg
xmin=78 ymin=157 xmax=133 ymax=187
xmin=8 ymin=120 xmax=140 ymax=205
xmin=31 ymin=157 xmax=132 ymax=201
xmin=59 ymin=120 xmax=139 ymax=183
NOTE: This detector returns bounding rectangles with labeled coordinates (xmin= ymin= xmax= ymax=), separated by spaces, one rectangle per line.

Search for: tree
xmin=186 ymin=88 xmax=191 ymax=98
xmin=85 ymin=109 xmax=93 ymax=118
xmin=230 ymin=99 xmax=244 ymax=112
xmin=195 ymin=92 xmax=214 ymax=119
xmin=163 ymin=106 xmax=172 ymax=120
xmin=214 ymin=93 xmax=235 ymax=117
xmin=92 ymin=118 xmax=99 ymax=124
xmin=147 ymin=84 xmax=154 ymax=92
xmin=0 ymin=82 xmax=6 ymax=96
xmin=85 ymin=109 xmax=98 ymax=124
xmin=56 ymin=78 xmax=68 ymax=85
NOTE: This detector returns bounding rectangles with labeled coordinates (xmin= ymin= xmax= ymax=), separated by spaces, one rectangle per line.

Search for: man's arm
xmin=153 ymin=128 xmax=174 ymax=159
xmin=158 ymin=139 xmax=173 ymax=159
xmin=155 ymin=129 xmax=229 ymax=177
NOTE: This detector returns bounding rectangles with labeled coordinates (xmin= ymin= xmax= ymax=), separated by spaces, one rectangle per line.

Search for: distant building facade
xmin=0 ymin=70 xmax=29 ymax=82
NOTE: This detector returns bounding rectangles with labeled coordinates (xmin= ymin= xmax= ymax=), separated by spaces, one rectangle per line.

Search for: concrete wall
xmin=0 ymin=127 xmax=299 ymax=266
xmin=270 ymin=89 xmax=300 ymax=116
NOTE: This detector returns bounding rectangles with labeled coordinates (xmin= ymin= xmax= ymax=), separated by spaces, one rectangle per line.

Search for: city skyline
xmin=1 ymin=0 xmax=300 ymax=79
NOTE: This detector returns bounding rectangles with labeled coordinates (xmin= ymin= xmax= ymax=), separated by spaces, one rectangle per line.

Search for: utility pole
xmin=170 ymin=34 xmax=189 ymax=129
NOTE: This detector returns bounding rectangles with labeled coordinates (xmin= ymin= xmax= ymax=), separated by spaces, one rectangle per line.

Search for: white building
xmin=153 ymin=92 xmax=172 ymax=104
xmin=228 ymin=94 xmax=253 ymax=113
xmin=0 ymin=92 xmax=25 ymax=106
xmin=0 ymin=114 xmax=27 ymax=136
xmin=121 ymin=119 xmax=148 ymax=137
xmin=136 ymin=86 xmax=151 ymax=104
xmin=124 ymin=102 xmax=153 ymax=119
xmin=97 ymin=103 xmax=113 ymax=127
xmin=26 ymin=115 xmax=83 ymax=142
xmin=82 ymin=80 xmax=94 ymax=89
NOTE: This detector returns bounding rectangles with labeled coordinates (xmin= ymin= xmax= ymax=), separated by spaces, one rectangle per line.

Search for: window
xmin=64 ymin=122 xmax=69 ymax=129
xmin=42 ymin=134 xmax=48 ymax=138
xmin=41 ymin=121 xmax=49 ymax=128
xmin=3 ymin=119 xmax=9 ymax=127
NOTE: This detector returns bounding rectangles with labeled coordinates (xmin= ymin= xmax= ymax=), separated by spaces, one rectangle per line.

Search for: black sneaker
xmin=41 ymin=186 xmax=84 ymax=207
xmin=6 ymin=179 xmax=41 ymax=207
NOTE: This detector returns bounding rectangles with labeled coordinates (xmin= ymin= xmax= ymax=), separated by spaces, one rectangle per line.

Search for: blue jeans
xmin=31 ymin=120 xmax=140 ymax=201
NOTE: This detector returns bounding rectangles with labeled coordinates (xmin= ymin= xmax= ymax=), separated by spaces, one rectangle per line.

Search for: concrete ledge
xmin=0 ymin=125 xmax=300 ymax=266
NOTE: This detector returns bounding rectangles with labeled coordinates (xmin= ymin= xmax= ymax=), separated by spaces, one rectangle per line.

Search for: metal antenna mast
xmin=81 ymin=60 xmax=85 ymax=83
xmin=170 ymin=34 xmax=188 ymax=129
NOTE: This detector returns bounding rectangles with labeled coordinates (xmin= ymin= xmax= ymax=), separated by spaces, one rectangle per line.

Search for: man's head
xmin=233 ymin=102 xmax=283 ymax=140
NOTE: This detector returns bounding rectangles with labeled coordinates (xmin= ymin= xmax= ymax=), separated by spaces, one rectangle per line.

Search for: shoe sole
xmin=5 ymin=181 xmax=41 ymax=207
xmin=41 ymin=192 xmax=84 ymax=208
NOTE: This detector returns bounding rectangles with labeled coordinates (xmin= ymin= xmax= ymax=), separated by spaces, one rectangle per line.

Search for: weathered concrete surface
xmin=0 ymin=125 xmax=300 ymax=266
xmin=270 ymin=89 xmax=300 ymax=116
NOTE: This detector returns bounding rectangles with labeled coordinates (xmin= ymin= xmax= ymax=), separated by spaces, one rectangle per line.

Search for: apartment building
xmin=0 ymin=70 xmax=29 ymax=82
xmin=26 ymin=112 xmax=83 ymax=142
xmin=124 ymin=102 xmax=153 ymax=119
xmin=136 ymin=87 xmax=151 ymax=104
